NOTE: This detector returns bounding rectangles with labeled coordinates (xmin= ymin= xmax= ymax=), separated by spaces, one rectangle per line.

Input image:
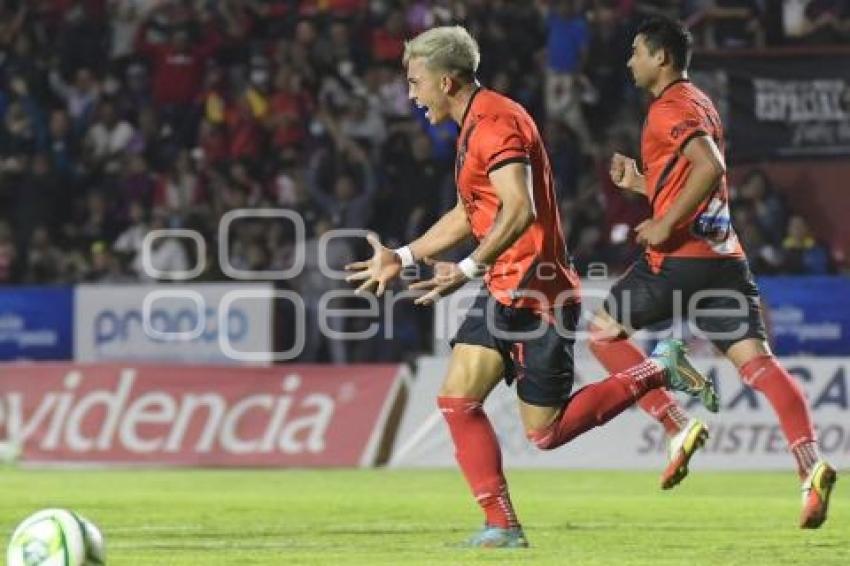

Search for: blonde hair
xmin=403 ymin=26 xmax=480 ymax=80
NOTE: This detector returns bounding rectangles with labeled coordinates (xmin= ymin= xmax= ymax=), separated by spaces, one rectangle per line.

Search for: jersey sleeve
xmin=650 ymin=99 xmax=710 ymax=154
xmin=473 ymin=115 xmax=530 ymax=174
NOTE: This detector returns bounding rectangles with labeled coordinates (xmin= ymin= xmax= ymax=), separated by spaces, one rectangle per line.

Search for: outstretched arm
xmin=407 ymin=199 xmax=471 ymax=262
xmin=344 ymin=199 xmax=471 ymax=297
xmin=410 ymin=162 xmax=535 ymax=305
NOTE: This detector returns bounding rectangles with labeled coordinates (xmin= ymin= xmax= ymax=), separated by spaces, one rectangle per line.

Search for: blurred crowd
xmin=0 ymin=0 xmax=845 ymax=361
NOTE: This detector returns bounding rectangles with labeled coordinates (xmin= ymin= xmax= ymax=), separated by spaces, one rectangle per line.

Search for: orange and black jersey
xmin=455 ymin=88 xmax=580 ymax=311
xmin=641 ymin=79 xmax=743 ymax=271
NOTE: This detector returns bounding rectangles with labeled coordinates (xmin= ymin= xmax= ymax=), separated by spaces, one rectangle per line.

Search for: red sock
xmin=589 ymin=332 xmax=688 ymax=435
xmin=438 ymin=397 xmax=519 ymax=528
xmin=740 ymin=355 xmax=819 ymax=477
xmin=527 ymin=359 xmax=666 ymax=450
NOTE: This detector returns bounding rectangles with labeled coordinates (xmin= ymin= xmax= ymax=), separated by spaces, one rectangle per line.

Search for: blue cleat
xmin=651 ymin=339 xmax=720 ymax=413
xmin=461 ymin=524 xmax=529 ymax=548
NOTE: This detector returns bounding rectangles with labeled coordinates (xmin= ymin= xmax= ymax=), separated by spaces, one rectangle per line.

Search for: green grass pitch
xmin=1 ymin=468 xmax=847 ymax=565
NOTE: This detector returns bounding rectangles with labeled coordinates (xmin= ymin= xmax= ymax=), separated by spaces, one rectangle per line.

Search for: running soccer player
xmin=591 ymin=16 xmax=837 ymax=528
xmin=345 ymin=25 xmax=718 ymax=548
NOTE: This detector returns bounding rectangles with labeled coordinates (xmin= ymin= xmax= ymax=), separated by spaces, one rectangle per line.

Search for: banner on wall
xmin=391 ymin=356 xmax=850 ymax=470
xmin=692 ymin=53 xmax=850 ymax=161
xmin=433 ymin=277 xmax=850 ymax=357
xmin=759 ymin=276 xmax=849 ymax=355
xmin=0 ymin=363 xmax=406 ymax=467
xmin=74 ymin=284 xmax=273 ymax=364
xmin=0 ymin=287 xmax=73 ymax=361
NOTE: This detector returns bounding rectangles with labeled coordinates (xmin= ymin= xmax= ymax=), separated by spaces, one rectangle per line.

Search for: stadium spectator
xmin=107 ymin=0 xmax=156 ymax=63
xmin=595 ymin=135 xmax=651 ymax=272
xmin=0 ymin=220 xmax=20 ymax=284
xmin=86 ymin=240 xmax=133 ymax=283
xmin=584 ymin=1 xmax=631 ymax=133
xmin=733 ymin=169 xmax=788 ymax=245
xmin=306 ymin=114 xmax=377 ymax=230
xmin=543 ymin=0 xmax=595 ymax=153
xmin=131 ymin=210 xmax=189 ymax=280
xmin=13 ymin=153 xmax=58 ymax=249
xmin=782 ymin=214 xmax=833 ymax=274
xmin=153 ymin=149 xmax=203 ymax=217
xmin=85 ymin=100 xmax=135 ymax=173
xmin=23 ymin=225 xmax=64 ymax=284
xmin=377 ymin=130 xmax=446 ymax=246
xmin=736 ymin=212 xmax=783 ymax=274
xmin=74 ymin=191 xmax=116 ymax=248
xmin=49 ymin=67 xmax=101 ymax=128
xmin=783 ymin=0 xmax=850 ymax=44
xmin=119 ymin=154 xmax=156 ymax=211
xmin=371 ymin=9 xmax=408 ymax=64
xmin=290 ymin=216 xmax=354 ymax=364
xmin=134 ymin=4 xmax=222 ymax=145
xmin=113 ymin=199 xmax=149 ymax=263
xmin=47 ymin=109 xmax=81 ymax=184
xmin=2 ymin=100 xmax=39 ymax=166
xmin=685 ymin=0 xmax=765 ymax=49
xmin=267 ymin=67 xmax=314 ymax=155
xmin=0 ymin=2 xmax=27 ymax=53
xmin=0 ymin=0 xmax=843 ymax=362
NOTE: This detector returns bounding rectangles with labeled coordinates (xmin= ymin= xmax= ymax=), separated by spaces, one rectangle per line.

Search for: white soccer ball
xmin=7 ymin=509 xmax=105 ymax=566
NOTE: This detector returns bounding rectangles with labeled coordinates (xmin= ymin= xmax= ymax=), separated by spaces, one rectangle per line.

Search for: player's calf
xmin=524 ymin=339 xmax=715 ymax=452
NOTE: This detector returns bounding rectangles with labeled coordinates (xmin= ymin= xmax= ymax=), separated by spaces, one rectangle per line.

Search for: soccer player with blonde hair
xmin=346 ymin=25 xmax=718 ymax=547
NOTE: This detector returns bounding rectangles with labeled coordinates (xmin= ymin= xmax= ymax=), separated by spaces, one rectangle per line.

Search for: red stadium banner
xmin=0 ymin=364 xmax=406 ymax=467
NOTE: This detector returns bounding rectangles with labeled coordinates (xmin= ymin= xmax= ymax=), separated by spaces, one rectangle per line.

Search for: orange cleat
xmin=661 ymin=419 xmax=709 ymax=490
xmin=800 ymin=461 xmax=837 ymax=529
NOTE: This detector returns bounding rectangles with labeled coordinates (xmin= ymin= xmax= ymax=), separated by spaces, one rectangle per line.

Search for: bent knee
xmin=727 ymin=338 xmax=772 ymax=372
xmin=589 ymin=310 xmax=626 ymax=345
xmin=526 ymin=426 xmax=558 ymax=451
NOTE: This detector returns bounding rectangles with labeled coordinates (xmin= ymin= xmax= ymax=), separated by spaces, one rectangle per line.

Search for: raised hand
xmin=408 ymin=259 xmax=469 ymax=306
xmin=344 ymin=233 xmax=402 ymax=297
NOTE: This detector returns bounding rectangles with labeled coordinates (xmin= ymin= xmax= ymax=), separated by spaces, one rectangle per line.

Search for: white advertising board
xmin=392 ymin=356 xmax=850 ymax=470
xmin=74 ymin=284 xmax=274 ymax=364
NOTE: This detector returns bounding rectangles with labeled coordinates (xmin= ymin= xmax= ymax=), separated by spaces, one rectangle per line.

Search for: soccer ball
xmin=7 ymin=509 xmax=105 ymax=566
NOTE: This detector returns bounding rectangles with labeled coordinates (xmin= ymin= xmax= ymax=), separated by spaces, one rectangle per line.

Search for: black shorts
xmin=450 ymin=291 xmax=579 ymax=407
xmin=604 ymin=256 xmax=766 ymax=353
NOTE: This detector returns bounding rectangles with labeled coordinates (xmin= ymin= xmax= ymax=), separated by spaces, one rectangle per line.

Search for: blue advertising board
xmin=0 ymin=287 xmax=73 ymax=360
xmin=759 ymin=276 xmax=850 ymax=356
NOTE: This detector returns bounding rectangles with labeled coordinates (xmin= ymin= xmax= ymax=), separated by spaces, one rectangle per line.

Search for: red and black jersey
xmin=641 ymin=80 xmax=743 ymax=272
xmin=455 ymin=88 xmax=580 ymax=311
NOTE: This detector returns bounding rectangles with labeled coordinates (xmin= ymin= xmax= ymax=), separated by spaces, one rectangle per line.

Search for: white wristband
xmin=394 ymin=245 xmax=415 ymax=267
xmin=458 ymin=257 xmax=485 ymax=279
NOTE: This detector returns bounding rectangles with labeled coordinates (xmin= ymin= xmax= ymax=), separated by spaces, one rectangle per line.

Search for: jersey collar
xmin=650 ymin=78 xmax=690 ymax=105
xmin=459 ymin=86 xmax=483 ymax=130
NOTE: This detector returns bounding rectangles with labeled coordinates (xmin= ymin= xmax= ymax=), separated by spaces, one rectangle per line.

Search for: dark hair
xmin=636 ymin=17 xmax=693 ymax=72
